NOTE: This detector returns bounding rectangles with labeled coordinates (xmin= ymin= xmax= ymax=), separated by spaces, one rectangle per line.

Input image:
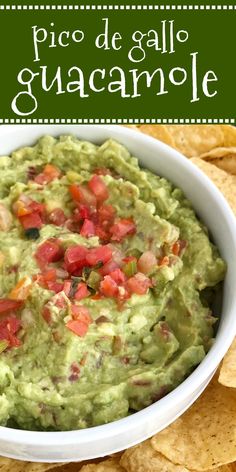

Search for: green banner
xmin=0 ymin=3 xmax=235 ymax=123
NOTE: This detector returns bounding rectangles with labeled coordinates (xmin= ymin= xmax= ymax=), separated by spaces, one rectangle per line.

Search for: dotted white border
xmin=0 ymin=4 xmax=235 ymax=10
xmin=0 ymin=119 xmax=235 ymax=124
xmin=0 ymin=5 xmax=234 ymax=123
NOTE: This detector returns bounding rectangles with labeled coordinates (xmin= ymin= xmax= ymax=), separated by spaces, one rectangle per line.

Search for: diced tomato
xmin=137 ymin=251 xmax=157 ymax=274
xmin=41 ymin=269 xmax=57 ymax=282
xmin=88 ymin=175 xmax=109 ymax=202
xmin=20 ymin=212 xmax=43 ymax=230
xmin=48 ymin=208 xmax=66 ymax=226
xmin=99 ymin=259 xmax=119 ymax=276
xmin=74 ymin=282 xmax=89 ymax=301
xmin=126 ymin=272 xmax=152 ymax=295
xmin=98 ymin=204 xmax=116 ymax=225
xmin=110 ymin=219 xmax=136 ymax=242
xmin=172 ymin=240 xmax=187 ymax=257
xmin=44 ymin=164 xmax=61 ymax=179
xmin=47 ymin=281 xmax=64 ymax=293
xmin=69 ymin=184 xmax=97 ymax=207
xmin=0 ymin=316 xmax=21 ymax=348
xmin=62 ymin=280 xmax=72 ymax=297
xmin=9 ymin=277 xmax=32 ymax=300
xmin=64 ymin=245 xmax=89 ymax=274
xmin=35 ymin=239 xmax=64 ymax=265
xmin=80 ymin=219 xmax=95 ymax=238
xmin=94 ymin=168 xmax=112 ymax=176
xmin=94 ymin=226 xmax=110 ymax=242
xmin=67 ymin=305 xmax=92 ymax=337
xmin=159 ymin=256 xmax=169 ymax=267
xmin=85 ymin=245 xmax=112 ymax=267
xmin=99 ymin=276 xmax=118 ymax=298
xmin=76 ymin=204 xmax=91 ymax=220
xmin=42 ymin=305 xmax=52 ymax=324
xmin=34 ymin=164 xmax=61 ymax=185
xmin=109 ymin=268 xmax=126 ymax=285
xmin=66 ymin=319 xmax=89 ymax=337
xmin=13 ymin=195 xmax=43 ymax=217
xmin=71 ymin=305 xmax=92 ymax=324
xmin=28 ymin=201 xmax=45 ymax=215
xmin=54 ymin=293 xmax=67 ymax=309
xmin=0 ymin=299 xmax=23 ymax=314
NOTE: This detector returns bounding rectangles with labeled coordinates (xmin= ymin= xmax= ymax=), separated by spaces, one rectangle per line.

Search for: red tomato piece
xmin=41 ymin=269 xmax=57 ymax=282
xmin=99 ymin=260 xmax=119 ymax=277
xmin=48 ymin=208 xmax=66 ymax=226
xmin=34 ymin=164 xmax=61 ymax=185
xmin=110 ymin=219 xmax=136 ymax=242
xmin=35 ymin=239 xmax=64 ymax=264
xmin=85 ymin=245 xmax=112 ymax=267
xmin=0 ymin=299 xmax=23 ymax=314
xmin=66 ymin=319 xmax=89 ymax=337
xmin=71 ymin=305 xmax=92 ymax=324
xmin=94 ymin=226 xmax=110 ymax=242
xmin=88 ymin=175 xmax=109 ymax=202
xmin=99 ymin=276 xmax=118 ymax=298
xmin=63 ymin=280 xmax=72 ymax=297
xmin=109 ymin=268 xmax=126 ymax=285
xmin=137 ymin=251 xmax=157 ymax=274
xmin=44 ymin=164 xmax=61 ymax=179
xmin=0 ymin=316 xmax=21 ymax=348
xmin=159 ymin=256 xmax=169 ymax=267
xmin=172 ymin=240 xmax=187 ymax=256
xmin=20 ymin=212 xmax=43 ymax=230
xmin=47 ymin=281 xmax=64 ymax=293
xmin=28 ymin=201 xmax=45 ymax=215
xmin=98 ymin=204 xmax=116 ymax=226
xmin=74 ymin=282 xmax=89 ymax=301
xmin=64 ymin=245 xmax=89 ymax=274
xmin=77 ymin=204 xmax=91 ymax=220
xmin=126 ymin=272 xmax=152 ymax=295
xmin=42 ymin=306 xmax=52 ymax=324
xmin=69 ymin=184 xmax=96 ymax=207
xmin=80 ymin=219 xmax=95 ymax=238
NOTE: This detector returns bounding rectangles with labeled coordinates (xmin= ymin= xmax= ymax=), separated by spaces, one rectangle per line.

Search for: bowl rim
xmin=0 ymin=124 xmax=236 ymax=447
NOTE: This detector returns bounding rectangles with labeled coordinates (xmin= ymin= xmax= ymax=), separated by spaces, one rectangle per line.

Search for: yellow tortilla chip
xmin=165 ymin=125 xmax=226 ymax=157
xmin=199 ymin=147 xmax=236 ymax=175
xmin=0 ymin=457 xmax=59 ymax=472
xmin=139 ymin=124 xmax=236 ymax=158
xmin=190 ymin=158 xmax=236 ymax=215
xmin=139 ymin=125 xmax=176 ymax=148
xmin=151 ymin=374 xmax=236 ymax=470
xmin=219 ymin=338 xmax=236 ymax=388
xmin=80 ymin=458 xmax=124 ymax=472
xmin=120 ymin=440 xmax=190 ymax=472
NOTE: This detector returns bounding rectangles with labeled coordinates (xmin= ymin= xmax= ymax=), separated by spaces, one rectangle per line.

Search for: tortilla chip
xmin=80 ymin=459 xmax=124 ymax=472
xmin=0 ymin=457 xmax=59 ymax=472
xmin=219 ymin=338 xmax=236 ymax=388
xmin=120 ymin=440 xmax=190 ymax=472
xmin=190 ymin=158 xmax=236 ymax=215
xmin=139 ymin=125 xmax=176 ymax=148
xmin=139 ymin=125 xmax=236 ymax=158
xmin=199 ymin=147 xmax=236 ymax=175
xmin=151 ymin=374 xmax=236 ymax=470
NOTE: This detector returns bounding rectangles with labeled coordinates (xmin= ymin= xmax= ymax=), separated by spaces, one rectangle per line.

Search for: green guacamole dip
xmin=0 ymin=136 xmax=226 ymax=431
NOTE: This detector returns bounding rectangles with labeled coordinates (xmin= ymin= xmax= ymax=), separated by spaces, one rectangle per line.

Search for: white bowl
xmin=0 ymin=125 xmax=236 ymax=463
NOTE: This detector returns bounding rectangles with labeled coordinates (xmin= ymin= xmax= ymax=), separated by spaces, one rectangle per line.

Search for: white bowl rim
xmin=0 ymin=124 xmax=236 ymax=448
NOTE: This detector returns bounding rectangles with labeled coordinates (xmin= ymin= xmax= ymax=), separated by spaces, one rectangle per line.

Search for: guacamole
xmin=0 ymin=136 xmax=226 ymax=431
